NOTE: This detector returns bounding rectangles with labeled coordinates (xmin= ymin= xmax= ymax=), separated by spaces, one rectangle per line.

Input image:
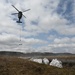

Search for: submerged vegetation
xmin=0 ymin=56 xmax=75 ymax=75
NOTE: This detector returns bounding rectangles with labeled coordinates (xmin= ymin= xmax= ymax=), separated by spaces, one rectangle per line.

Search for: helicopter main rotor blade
xmin=22 ymin=14 xmax=26 ymax=18
xmin=12 ymin=5 xmax=19 ymax=12
xmin=11 ymin=13 xmax=18 ymax=15
xmin=23 ymin=9 xmax=30 ymax=12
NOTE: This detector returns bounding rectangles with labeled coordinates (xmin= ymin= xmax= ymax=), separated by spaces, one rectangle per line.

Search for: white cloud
xmin=47 ymin=37 xmax=75 ymax=53
xmin=0 ymin=33 xmax=47 ymax=52
xmin=54 ymin=37 xmax=75 ymax=44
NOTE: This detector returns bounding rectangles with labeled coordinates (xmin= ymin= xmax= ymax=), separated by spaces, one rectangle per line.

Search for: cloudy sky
xmin=0 ymin=0 xmax=75 ymax=53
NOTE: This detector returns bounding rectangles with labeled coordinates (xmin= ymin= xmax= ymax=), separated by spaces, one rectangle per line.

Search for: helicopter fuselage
xmin=18 ymin=11 xmax=22 ymax=22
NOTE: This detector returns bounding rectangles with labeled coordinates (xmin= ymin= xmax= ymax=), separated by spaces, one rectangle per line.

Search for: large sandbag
xmin=43 ymin=58 xmax=49 ymax=65
xmin=50 ymin=59 xmax=63 ymax=68
xmin=30 ymin=58 xmax=42 ymax=64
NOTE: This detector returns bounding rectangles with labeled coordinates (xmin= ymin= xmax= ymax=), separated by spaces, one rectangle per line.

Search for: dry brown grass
xmin=43 ymin=55 xmax=75 ymax=60
xmin=0 ymin=56 xmax=75 ymax=75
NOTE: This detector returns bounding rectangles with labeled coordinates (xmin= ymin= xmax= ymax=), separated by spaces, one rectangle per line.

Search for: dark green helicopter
xmin=12 ymin=5 xmax=30 ymax=23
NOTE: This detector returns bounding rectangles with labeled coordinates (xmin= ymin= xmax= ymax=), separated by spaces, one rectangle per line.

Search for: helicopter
xmin=12 ymin=5 xmax=30 ymax=23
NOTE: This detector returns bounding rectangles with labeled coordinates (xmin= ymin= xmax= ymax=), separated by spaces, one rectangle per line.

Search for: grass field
xmin=0 ymin=56 xmax=75 ymax=75
xmin=45 ymin=55 xmax=75 ymax=60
